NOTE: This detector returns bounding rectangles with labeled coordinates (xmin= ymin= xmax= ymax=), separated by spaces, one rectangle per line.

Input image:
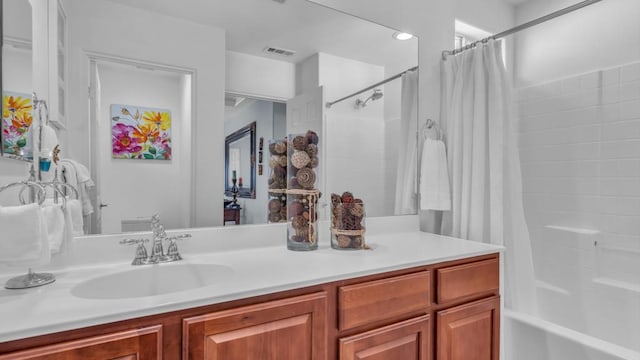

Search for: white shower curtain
xmin=441 ymin=40 xmax=537 ymax=315
xmin=394 ymin=71 xmax=419 ymax=215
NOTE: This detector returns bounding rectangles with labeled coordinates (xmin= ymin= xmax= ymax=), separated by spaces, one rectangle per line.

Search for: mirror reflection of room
xmin=1 ymin=0 xmax=418 ymax=235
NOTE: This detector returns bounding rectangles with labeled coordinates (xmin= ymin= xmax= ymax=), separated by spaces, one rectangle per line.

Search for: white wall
xmin=318 ymin=52 xmax=393 ymax=216
xmin=63 ymin=0 xmax=225 ymax=228
xmin=226 ymin=51 xmax=295 ymax=101
xmin=517 ymin=61 xmax=640 ymax=352
xmin=96 ymin=62 xmax=188 ymax=234
xmin=224 ymin=100 xmax=275 ymax=225
xmin=515 ymin=0 xmax=640 ymax=87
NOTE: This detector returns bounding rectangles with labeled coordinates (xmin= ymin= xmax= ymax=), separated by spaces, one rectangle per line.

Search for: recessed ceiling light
xmin=393 ymin=32 xmax=414 ymax=41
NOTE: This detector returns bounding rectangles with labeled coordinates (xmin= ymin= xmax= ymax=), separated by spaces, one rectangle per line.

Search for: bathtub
xmin=504 ymin=309 xmax=640 ymax=360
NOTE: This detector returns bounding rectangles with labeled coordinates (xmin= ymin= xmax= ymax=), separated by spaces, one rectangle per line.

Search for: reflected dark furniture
xmin=224 ymin=207 xmax=241 ymax=225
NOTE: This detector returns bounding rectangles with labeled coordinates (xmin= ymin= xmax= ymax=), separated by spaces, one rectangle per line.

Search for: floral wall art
xmin=111 ymin=104 xmax=172 ymax=160
xmin=2 ymin=92 xmax=33 ymax=157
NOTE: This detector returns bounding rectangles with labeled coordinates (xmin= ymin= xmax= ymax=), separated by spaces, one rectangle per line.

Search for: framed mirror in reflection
xmin=225 ymin=121 xmax=256 ymax=199
xmin=1 ymin=0 xmax=34 ymax=161
xmin=3 ymin=0 xmax=418 ymax=235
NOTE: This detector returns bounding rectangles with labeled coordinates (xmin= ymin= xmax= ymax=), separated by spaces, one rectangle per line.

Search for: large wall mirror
xmin=3 ymin=0 xmax=418 ymax=235
xmin=1 ymin=0 xmax=33 ymax=161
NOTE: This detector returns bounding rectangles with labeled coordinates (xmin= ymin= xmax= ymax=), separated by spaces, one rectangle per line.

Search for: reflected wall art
xmin=110 ymin=104 xmax=172 ymax=160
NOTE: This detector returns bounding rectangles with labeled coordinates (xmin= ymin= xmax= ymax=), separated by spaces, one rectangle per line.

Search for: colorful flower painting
xmin=111 ymin=104 xmax=172 ymax=160
xmin=2 ymin=92 xmax=33 ymax=157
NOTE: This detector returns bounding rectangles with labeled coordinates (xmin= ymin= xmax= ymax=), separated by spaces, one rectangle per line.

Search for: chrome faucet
xmin=120 ymin=214 xmax=191 ymax=265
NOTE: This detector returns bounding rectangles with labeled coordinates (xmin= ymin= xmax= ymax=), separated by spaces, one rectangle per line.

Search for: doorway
xmin=88 ymin=56 xmax=193 ymax=234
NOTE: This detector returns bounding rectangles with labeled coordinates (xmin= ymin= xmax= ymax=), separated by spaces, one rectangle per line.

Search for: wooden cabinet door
xmin=0 ymin=325 xmax=162 ymax=360
xmin=436 ymin=296 xmax=500 ymax=360
xmin=339 ymin=315 xmax=431 ymax=360
xmin=183 ymin=292 xmax=327 ymax=360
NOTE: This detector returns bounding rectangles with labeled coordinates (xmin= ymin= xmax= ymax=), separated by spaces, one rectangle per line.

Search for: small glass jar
xmin=331 ymin=202 xmax=367 ymax=250
xmin=286 ymin=131 xmax=320 ymax=251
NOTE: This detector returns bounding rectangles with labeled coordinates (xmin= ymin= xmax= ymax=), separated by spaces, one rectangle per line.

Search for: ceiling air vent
xmin=263 ymin=46 xmax=296 ymax=57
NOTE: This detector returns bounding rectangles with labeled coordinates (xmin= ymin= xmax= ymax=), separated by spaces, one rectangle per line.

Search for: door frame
xmin=85 ymin=51 xmax=196 ymax=233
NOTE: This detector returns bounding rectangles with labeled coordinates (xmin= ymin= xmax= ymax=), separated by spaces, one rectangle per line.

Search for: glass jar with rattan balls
xmin=330 ymin=192 xmax=368 ymax=250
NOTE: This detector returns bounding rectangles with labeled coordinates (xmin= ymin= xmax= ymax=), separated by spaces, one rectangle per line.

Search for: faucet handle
xmin=165 ymin=234 xmax=191 ymax=261
xmin=119 ymin=238 xmax=149 ymax=246
xmin=119 ymin=238 xmax=149 ymax=265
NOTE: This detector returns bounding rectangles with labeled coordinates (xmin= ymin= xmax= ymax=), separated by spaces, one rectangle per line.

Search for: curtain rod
xmin=442 ymin=0 xmax=603 ymax=59
xmin=325 ymin=66 xmax=418 ymax=108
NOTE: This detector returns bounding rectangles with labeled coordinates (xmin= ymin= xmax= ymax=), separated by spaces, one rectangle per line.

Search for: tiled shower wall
xmin=517 ymin=61 xmax=640 ymax=351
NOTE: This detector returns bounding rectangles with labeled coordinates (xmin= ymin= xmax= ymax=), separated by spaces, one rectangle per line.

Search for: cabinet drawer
xmin=338 ymin=271 xmax=430 ymax=331
xmin=436 ymin=258 xmax=498 ymax=304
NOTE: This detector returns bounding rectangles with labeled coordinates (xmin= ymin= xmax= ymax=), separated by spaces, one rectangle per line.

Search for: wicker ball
xmin=292 ymin=215 xmax=308 ymax=230
xmin=309 ymin=156 xmax=319 ymax=168
xmin=268 ymin=199 xmax=282 ymax=213
xmin=337 ymin=235 xmax=351 ymax=248
xmin=268 ymin=213 xmax=282 ymax=223
xmin=296 ymin=168 xmax=316 ymax=189
xmin=341 ymin=192 xmax=354 ymax=203
xmin=331 ymin=193 xmax=342 ymax=206
xmin=274 ymin=142 xmax=287 ymax=155
xmin=350 ymin=203 xmax=365 ymax=217
xmin=269 ymin=156 xmax=280 ymax=169
xmin=288 ymin=201 xmax=304 ymax=216
xmin=305 ymin=130 xmax=319 ymax=145
xmin=306 ymin=144 xmax=318 ymax=156
xmin=278 ymin=155 xmax=288 ymax=168
xmin=351 ymin=236 xmax=363 ymax=248
xmin=274 ymin=164 xmax=286 ymax=177
xmin=292 ymin=136 xmax=308 ymax=151
xmin=291 ymin=150 xmax=311 ymax=169
xmin=342 ymin=215 xmax=357 ymax=230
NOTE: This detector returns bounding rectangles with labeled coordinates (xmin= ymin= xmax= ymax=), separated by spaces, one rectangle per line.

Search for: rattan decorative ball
xmin=268 ymin=199 xmax=282 ymax=213
xmin=292 ymin=215 xmax=308 ymax=230
xmin=342 ymin=215 xmax=356 ymax=230
xmin=337 ymin=235 xmax=351 ymax=248
xmin=341 ymin=192 xmax=354 ymax=203
xmin=278 ymin=155 xmax=288 ymax=168
xmin=274 ymin=142 xmax=287 ymax=155
xmin=306 ymin=144 xmax=318 ymax=156
xmin=305 ymin=130 xmax=319 ymax=145
xmin=268 ymin=213 xmax=282 ymax=223
xmin=292 ymin=136 xmax=308 ymax=151
xmin=288 ymin=201 xmax=304 ymax=216
xmin=331 ymin=193 xmax=342 ymax=206
xmin=309 ymin=156 xmax=319 ymax=168
xmin=269 ymin=156 xmax=280 ymax=169
xmin=351 ymin=236 xmax=363 ymax=248
xmin=349 ymin=203 xmax=365 ymax=217
xmin=296 ymin=168 xmax=316 ymax=189
xmin=291 ymin=150 xmax=311 ymax=169
xmin=273 ymin=164 xmax=286 ymax=177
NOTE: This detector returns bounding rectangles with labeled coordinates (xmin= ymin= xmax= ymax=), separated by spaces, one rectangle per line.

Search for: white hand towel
xmin=67 ymin=199 xmax=84 ymax=236
xmin=43 ymin=204 xmax=66 ymax=254
xmin=0 ymin=204 xmax=51 ymax=266
xmin=419 ymin=138 xmax=451 ymax=211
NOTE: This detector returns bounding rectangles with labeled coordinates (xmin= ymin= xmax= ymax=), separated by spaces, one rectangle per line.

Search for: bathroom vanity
xmin=0 ymin=218 xmax=502 ymax=359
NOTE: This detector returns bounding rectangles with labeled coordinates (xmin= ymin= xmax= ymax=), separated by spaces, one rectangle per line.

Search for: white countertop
xmin=0 ymin=216 xmax=502 ymax=343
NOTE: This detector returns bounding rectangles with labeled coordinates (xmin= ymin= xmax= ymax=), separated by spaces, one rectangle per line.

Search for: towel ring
xmin=47 ymin=181 xmax=79 ymax=200
xmin=0 ymin=181 xmax=46 ymax=206
xmin=18 ymin=182 xmax=67 ymax=209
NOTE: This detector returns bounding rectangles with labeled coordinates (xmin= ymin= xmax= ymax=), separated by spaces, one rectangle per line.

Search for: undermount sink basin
xmin=71 ymin=263 xmax=233 ymax=299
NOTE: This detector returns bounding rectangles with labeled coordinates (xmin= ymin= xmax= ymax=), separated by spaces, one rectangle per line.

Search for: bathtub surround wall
xmin=517 ymin=61 xmax=640 ymax=352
